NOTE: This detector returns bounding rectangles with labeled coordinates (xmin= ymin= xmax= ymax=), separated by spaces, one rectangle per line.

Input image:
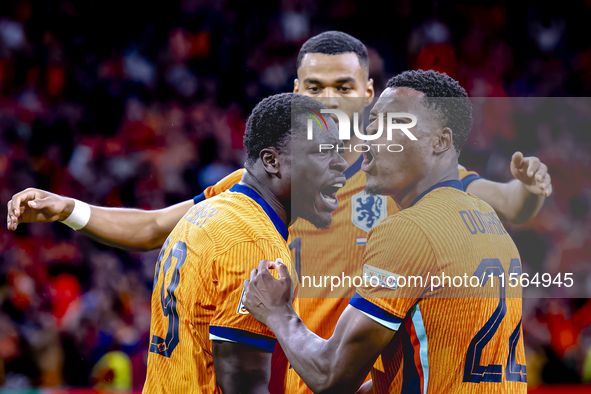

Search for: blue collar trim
xmin=344 ymin=155 xmax=363 ymax=179
xmin=408 ymin=180 xmax=464 ymax=208
xmin=229 ymin=184 xmax=289 ymax=241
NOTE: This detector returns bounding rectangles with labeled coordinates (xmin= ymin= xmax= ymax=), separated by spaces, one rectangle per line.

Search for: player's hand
xmin=510 ymin=152 xmax=553 ymax=197
xmin=243 ymin=259 xmax=294 ymax=327
xmin=7 ymin=188 xmax=74 ymax=230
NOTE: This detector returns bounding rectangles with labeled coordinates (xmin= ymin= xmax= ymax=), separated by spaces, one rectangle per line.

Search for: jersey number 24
xmin=463 ymin=258 xmax=526 ymax=383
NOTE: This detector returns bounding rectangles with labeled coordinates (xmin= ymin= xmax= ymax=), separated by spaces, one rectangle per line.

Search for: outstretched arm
xmin=7 ymin=169 xmax=245 ymax=251
xmin=243 ymin=260 xmax=394 ymax=394
xmin=7 ymin=188 xmax=193 ymax=251
xmin=466 ymin=152 xmax=552 ymax=224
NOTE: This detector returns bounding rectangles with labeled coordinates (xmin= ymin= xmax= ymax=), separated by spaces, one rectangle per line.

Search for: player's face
xmin=290 ymin=116 xmax=348 ymax=229
xmin=363 ymin=87 xmax=441 ymax=197
xmin=294 ymin=53 xmax=374 ymax=135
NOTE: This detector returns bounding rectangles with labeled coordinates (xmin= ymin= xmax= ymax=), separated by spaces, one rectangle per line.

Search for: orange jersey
xmin=351 ymin=181 xmax=526 ymax=393
xmin=192 ymin=158 xmax=483 ymax=394
xmin=200 ymin=169 xmax=245 ymax=200
xmin=144 ymin=184 xmax=292 ymax=394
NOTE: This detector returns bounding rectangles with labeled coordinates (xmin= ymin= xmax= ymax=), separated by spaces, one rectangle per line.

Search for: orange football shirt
xmin=192 ymin=159 xmax=484 ymax=393
xmin=352 ymin=181 xmax=526 ymax=393
xmin=144 ymin=184 xmax=292 ymax=393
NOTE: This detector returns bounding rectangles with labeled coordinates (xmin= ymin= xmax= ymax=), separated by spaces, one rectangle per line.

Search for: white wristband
xmin=61 ymin=199 xmax=91 ymax=230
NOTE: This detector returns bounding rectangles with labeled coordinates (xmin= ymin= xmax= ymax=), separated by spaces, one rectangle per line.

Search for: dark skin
xmin=243 ymin=88 xmax=460 ymax=394
xmin=213 ymin=116 xmax=347 ymax=394
xmin=295 ymin=52 xmax=374 ymax=166
xmin=213 ymin=341 xmax=275 ymax=394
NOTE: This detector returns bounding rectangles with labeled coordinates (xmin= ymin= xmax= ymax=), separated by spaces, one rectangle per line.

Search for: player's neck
xmin=396 ymin=165 xmax=460 ymax=210
xmin=240 ymin=170 xmax=289 ymax=227
xmin=341 ymin=132 xmax=365 ymax=167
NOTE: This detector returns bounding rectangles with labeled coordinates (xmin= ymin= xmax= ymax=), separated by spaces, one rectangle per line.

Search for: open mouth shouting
xmin=319 ymin=179 xmax=346 ymax=211
xmin=361 ymin=148 xmax=375 ymax=173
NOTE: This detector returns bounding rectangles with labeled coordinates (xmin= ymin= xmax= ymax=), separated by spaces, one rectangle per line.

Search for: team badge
xmin=236 ymin=287 xmax=249 ymax=314
xmin=351 ymin=191 xmax=387 ymax=233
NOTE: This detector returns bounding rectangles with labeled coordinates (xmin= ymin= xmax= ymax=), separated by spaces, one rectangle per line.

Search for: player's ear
xmin=260 ymin=148 xmax=280 ymax=176
xmin=433 ymin=127 xmax=453 ymax=154
xmin=363 ymin=78 xmax=375 ymax=108
xmin=293 ymin=79 xmax=300 ymax=93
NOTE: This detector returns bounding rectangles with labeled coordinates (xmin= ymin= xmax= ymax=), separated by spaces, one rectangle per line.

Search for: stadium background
xmin=1 ymin=0 xmax=591 ymax=392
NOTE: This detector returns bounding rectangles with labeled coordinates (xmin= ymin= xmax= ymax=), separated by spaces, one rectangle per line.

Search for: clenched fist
xmin=243 ymin=259 xmax=294 ymax=327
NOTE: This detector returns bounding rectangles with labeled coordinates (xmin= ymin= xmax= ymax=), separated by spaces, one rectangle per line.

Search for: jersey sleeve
xmin=193 ymin=168 xmax=246 ymax=204
xmin=209 ymin=239 xmax=288 ymax=352
xmin=350 ymin=216 xmax=438 ymax=331
xmin=458 ymin=164 xmax=482 ymax=191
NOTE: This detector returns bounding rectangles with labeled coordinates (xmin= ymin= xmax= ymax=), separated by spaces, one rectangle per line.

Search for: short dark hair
xmin=244 ymin=93 xmax=327 ymax=165
xmin=296 ymin=31 xmax=368 ymax=72
xmin=386 ymin=70 xmax=472 ymax=155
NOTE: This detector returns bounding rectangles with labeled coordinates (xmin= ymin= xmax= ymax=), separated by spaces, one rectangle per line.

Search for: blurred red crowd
xmin=1 ymin=0 xmax=591 ymax=390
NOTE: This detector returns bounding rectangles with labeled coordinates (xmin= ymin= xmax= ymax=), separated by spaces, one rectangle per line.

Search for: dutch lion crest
xmin=351 ymin=191 xmax=387 ymax=232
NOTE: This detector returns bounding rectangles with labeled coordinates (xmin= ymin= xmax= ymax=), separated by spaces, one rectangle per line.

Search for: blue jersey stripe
xmin=409 ymin=180 xmax=464 ymax=208
xmin=193 ymin=192 xmax=206 ymax=205
xmin=209 ymin=326 xmax=277 ymax=352
xmin=461 ymin=174 xmax=482 ymax=191
xmin=349 ymin=292 xmax=404 ymax=325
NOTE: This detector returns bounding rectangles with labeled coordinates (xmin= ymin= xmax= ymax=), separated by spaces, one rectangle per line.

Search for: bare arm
xmin=466 ymin=152 xmax=552 ymax=224
xmin=7 ymin=188 xmax=193 ymax=251
xmin=79 ymin=200 xmax=194 ymax=251
xmin=267 ymin=306 xmax=391 ymax=394
xmin=243 ymin=261 xmax=394 ymax=394
xmin=213 ymin=341 xmax=273 ymax=394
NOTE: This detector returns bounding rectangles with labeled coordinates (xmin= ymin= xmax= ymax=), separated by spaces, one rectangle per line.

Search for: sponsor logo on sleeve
xmin=363 ymin=264 xmax=400 ymax=290
xmin=236 ymin=287 xmax=249 ymax=314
